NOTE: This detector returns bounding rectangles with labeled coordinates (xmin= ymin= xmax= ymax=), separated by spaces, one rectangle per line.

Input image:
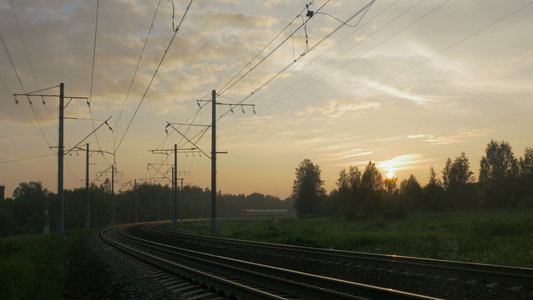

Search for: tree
xmin=358 ymin=161 xmax=385 ymax=218
xmin=400 ymin=174 xmax=422 ymax=211
xmin=330 ymin=166 xmax=362 ymax=219
xmin=422 ymin=167 xmax=445 ymax=211
xmin=361 ymin=161 xmax=384 ymax=193
xmin=442 ymin=153 xmax=477 ymax=209
xmin=479 ymin=140 xmax=518 ymax=183
xmin=520 ymin=147 xmax=533 ymax=178
xmin=12 ymin=181 xmax=54 ymax=233
xmin=428 ymin=166 xmax=440 ymax=186
xmin=442 ymin=152 xmax=474 ymax=191
xmin=517 ymin=147 xmax=533 ymax=207
xmin=479 ymin=140 xmax=519 ymax=208
xmin=0 ymin=209 xmax=16 ymax=236
xmin=292 ymin=159 xmax=326 ymax=218
xmin=384 ymin=175 xmax=398 ymax=196
xmin=442 ymin=158 xmax=452 ymax=190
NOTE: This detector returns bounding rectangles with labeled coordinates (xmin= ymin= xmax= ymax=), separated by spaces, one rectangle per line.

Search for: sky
xmin=1 ymin=0 xmax=532 ymax=200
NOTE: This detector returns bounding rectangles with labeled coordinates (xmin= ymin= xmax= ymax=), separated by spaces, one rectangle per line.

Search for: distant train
xmin=240 ymin=209 xmax=289 ymax=217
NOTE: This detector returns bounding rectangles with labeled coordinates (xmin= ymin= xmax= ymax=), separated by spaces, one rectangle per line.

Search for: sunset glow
xmin=1 ymin=1 xmax=532 ymax=199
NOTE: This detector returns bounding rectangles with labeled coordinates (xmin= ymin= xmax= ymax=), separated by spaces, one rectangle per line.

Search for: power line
xmin=8 ymin=0 xmax=56 ymax=125
xmin=114 ymin=0 xmax=163 ymax=136
xmin=254 ymin=0 xmax=417 ymax=113
xmin=84 ymin=0 xmax=113 ymax=169
xmin=218 ymin=1 xmax=332 ymax=96
xmin=0 ymin=153 xmax=55 ymax=164
xmin=216 ymin=4 xmax=310 ymax=94
xmin=114 ymin=0 xmax=194 ymax=154
xmin=216 ymin=0 xmax=376 ymax=143
xmin=230 ymin=0 xmax=532 ymax=151
xmin=1 ymin=32 xmax=55 ymax=148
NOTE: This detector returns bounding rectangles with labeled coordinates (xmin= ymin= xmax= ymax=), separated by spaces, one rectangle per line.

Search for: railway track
xmin=144 ymin=223 xmax=533 ymax=287
xmin=101 ymin=222 xmax=442 ymax=300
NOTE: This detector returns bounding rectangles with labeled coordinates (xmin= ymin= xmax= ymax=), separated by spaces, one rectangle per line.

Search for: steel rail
xmin=148 ymin=223 xmax=533 ymax=287
xmin=101 ymin=225 xmax=287 ymax=300
xmin=101 ymin=223 xmax=442 ymax=300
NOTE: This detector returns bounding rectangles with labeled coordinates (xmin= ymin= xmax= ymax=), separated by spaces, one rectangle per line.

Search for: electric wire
xmin=8 ymin=0 xmax=56 ymax=125
xmin=231 ymin=0 xmax=531 ymax=151
xmin=86 ymin=0 xmax=111 ymax=168
xmin=217 ymin=4 xmax=309 ymax=94
xmin=217 ymin=0 xmax=375 ymax=143
xmin=114 ymin=0 xmax=163 ymax=148
xmin=218 ymin=1 xmax=331 ymax=96
xmin=229 ymin=0 xmax=440 ymax=148
xmin=114 ymin=0 xmax=194 ymax=155
xmin=0 ymin=32 xmax=54 ymax=148
xmin=254 ymin=0 xmax=414 ymax=113
xmin=246 ymin=0 xmax=375 ymax=107
xmin=0 ymin=153 xmax=55 ymax=164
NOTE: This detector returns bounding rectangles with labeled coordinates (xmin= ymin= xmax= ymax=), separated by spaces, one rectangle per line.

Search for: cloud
xmin=424 ymin=129 xmax=492 ymax=145
xmin=202 ymin=11 xmax=278 ymax=28
xmin=362 ymin=79 xmax=431 ymax=105
xmin=294 ymin=98 xmax=381 ymax=120
xmin=376 ymin=154 xmax=427 ymax=172
xmin=408 ymin=134 xmax=426 ymax=139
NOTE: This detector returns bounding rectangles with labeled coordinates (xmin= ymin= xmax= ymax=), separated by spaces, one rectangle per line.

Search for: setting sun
xmin=386 ymin=170 xmax=395 ymax=179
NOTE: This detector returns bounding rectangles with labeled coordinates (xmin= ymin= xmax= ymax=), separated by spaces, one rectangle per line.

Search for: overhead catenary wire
xmin=253 ymin=0 xmax=412 ymax=113
xmin=217 ymin=4 xmax=310 ymax=94
xmin=227 ymin=0 xmax=445 ymax=148
xmin=0 ymin=32 xmax=55 ymax=148
xmin=85 ymin=0 xmax=112 ymax=168
xmin=165 ymin=0 xmax=373 ymax=163
xmin=113 ymin=0 xmax=163 ymax=151
xmin=216 ymin=0 xmax=376 ymax=142
xmin=114 ymin=0 xmax=194 ymax=155
xmin=8 ymin=0 xmax=57 ymax=124
xmin=217 ymin=1 xmax=332 ymax=96
xmin=7 ymin=2 xmax=62 ymax=149
xmin=230 ymin=0 xmax=532 ymax=151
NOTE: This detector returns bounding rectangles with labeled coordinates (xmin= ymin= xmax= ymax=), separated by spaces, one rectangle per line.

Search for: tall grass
xmin=0 ymin=230 xmax=90 ymax=300
xmin=177 ymin=209 xmax=533 ymax=268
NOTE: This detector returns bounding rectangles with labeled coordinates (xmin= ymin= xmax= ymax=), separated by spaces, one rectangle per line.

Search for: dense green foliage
xmin=295 ymin=140 xmax=533 ymax=219
xmin=292 ymin=158 xmax=326 ymax=218
xmin=1 ymin=139 xmax=532 ymax=236
xmin=178 ymin=209 xmax=533 ymax=268
xmin=0 ymin=230 xmax=89 ymax=299
xmin=0 ymin=180 xmax=288 ymax=237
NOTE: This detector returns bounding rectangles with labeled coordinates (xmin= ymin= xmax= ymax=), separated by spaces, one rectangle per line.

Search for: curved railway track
xmin=145 ymin=223 xmax=533 ymax=287
xmin=101 ymin=222 xmax=442 ymax=300
xmin=100 ymin=221 xmax=533 ymax=299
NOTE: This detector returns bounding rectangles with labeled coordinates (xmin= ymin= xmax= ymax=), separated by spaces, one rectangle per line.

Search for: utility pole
xmin=172 ymin=166 xmax=177 ymax=229
xmin=149 ymin=145 xmax=197 ymax=228
xmin=111 ymin=165 xmax=115 ymax=226
xmin=69 ymin=142 xmax=112 ymax=230
xmin=14 ymin=83 xmax=88 ymax=239
xmin=43 ymin=200 xmax=50 ymax=234
xmin=166 ymin=92 xmax=253 ymax=234
xmin=85 ymin=143 xmax=90 ymax=230
xmin=211 ymin=90 xmax=217 ymax=234
xmin=174 ymin=143 xmax=178 ymax=229
xmin=134 ymin=179 xmax=138 ymax=223
xmin=179 ymin=178 xmax=184 ymax=224
xmin=57 ymin=83 xmax=65 ymax=239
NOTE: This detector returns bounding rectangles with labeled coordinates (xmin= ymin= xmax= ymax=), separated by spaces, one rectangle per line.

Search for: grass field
xmin=177 ymin=209 xmax=533 ymax=268
xmin=0 ymin=230 xmax=89 ymax=300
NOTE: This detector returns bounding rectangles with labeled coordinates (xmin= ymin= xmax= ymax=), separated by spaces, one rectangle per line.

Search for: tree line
xmin=0 ymin=180 xmax=289 ymax=237
xmin=292 ymin=140 xmax=533 ymax=219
